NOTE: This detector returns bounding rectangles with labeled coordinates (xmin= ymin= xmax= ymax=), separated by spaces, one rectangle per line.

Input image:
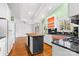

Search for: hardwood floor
xmin=9 ymin=37 xmax=52 ymax=56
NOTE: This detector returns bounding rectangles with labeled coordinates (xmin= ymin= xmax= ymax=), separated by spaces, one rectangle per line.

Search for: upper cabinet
xmin=0 ymin=3 xmax=11 ymax=20
xmin=69 ymin=3 xmax=79 ymax=16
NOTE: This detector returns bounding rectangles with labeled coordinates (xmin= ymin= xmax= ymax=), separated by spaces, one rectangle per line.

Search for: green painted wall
xmin=47 ymin=3 xmax=68 ymax=19
xmin=42 ymin=3 xmax=69 ymax=33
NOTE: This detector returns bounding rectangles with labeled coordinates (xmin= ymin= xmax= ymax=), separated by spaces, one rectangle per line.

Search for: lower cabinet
xmin=44 ymin=35 xmax=52 ymax=45
xmin=0 ymin=38 xmax=7 ymax=56
xmin=53 ymin=44 xmax=79 ymax=56
xmin=29 ymin=36 xmax=43 ymax=54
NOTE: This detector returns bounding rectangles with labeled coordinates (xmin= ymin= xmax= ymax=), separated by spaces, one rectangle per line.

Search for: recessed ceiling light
xmin=41 ymin=14 xmax=45 ymax=18
xmin=22 ymin=19 xmax=27 ymax=21
xmin=48 ymin=6 xmax=52 ymax=10
xmin=28 ymin=11 xmax=32 ymax=15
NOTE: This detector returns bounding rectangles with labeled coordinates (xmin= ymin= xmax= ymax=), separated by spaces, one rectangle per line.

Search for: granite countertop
xmin=52 ymin=35 xmax=65 ymax=40
xmin=52 ymin=36 xmax=79 ymax=54
xmin=0 ymin=33 xmax=6 ymax=39
xmin=0 ymin=36 xmax=6 ymax=39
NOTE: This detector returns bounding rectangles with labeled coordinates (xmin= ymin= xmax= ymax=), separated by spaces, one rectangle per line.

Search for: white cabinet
xmin=0 ymin=18 xmax=7 ymax=56
xmin=0 ymin=4 xmax=6 ymax=18
xmin=26 ymin=36 xmax=28 ymax=46
xmin=0 ymin=38 xmax=7 ymax=56
xmin=69 ymin=3 xmax=79 ymax=16
xmin=7 ymin=21 xmax=15 ymax=54
xmin=53 ymin=44 xmax=79 ymax=56
xmin=44 ymin=35 xmax=52 ymax=45
xmin=0 ymin=3 xmax=10 ymax=19
xmin=0 ymin=3 xmax=11 ymax=55
xmin=29 ymin=37 xmax=33 ymax=54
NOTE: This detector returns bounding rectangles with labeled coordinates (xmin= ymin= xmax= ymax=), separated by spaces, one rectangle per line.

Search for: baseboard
xmin=7 ymin=43 xmax=14 ymax=56
xmin=44 ymin=42 xmax=52 ymax=47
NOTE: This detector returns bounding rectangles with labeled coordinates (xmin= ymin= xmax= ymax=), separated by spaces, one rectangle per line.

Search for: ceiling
xmin=8 ymin=3 xmax=61 ymax=24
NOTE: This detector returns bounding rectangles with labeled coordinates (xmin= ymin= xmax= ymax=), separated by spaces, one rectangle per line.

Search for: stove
xmin=67 ymin=37 xmax=79 ymax=44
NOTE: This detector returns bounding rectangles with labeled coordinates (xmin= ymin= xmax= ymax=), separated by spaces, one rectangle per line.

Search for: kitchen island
xmin=26 ymin=33 xmax=44 ymax=55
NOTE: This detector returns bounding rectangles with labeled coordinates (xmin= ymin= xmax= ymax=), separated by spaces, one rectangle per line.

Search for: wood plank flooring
xmin=9 ymin=37 xmax=52 ymax=56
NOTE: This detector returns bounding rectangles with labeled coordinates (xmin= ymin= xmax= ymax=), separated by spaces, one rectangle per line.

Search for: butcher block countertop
xmin=26 ymin=33 xmax=43 ymax=36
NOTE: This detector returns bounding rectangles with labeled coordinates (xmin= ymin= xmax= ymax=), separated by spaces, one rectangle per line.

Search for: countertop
xmin=26 ymin=33 xmax=44 ymax=36
xmin=52 ymin=36 xmax=79 ymax=54
xmin=26 ymin=33 xmax=79 ymax=54
xmin=0 ymin=33 xmax=6 ymax=39
xmin=52 ymin=35 xmax=66 ymax=40
xmin=0 ymin=36 xmax=6 ymax=39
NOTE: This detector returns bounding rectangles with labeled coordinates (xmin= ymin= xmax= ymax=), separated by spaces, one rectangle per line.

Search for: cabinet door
xmin=0 ymin=4 xmax=6 ymax=18
xmin=29 ymin=37 xmax=33 ymax=54
xmin=69 ymin=3 xmax=79 ymax=16
xmin=44 ymin=35 xmax=52 ymax=45
xmin=53 ymin=44 xmax=79 ymax=56
xmin=0 ymin=19 xmax=7 ymax=56
xmin=33 ymin=36 xmax=43 ymax=54
xmin=0 ymin=38 xmax=6 ymax=56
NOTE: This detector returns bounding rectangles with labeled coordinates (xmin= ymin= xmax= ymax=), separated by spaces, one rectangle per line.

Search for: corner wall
xmin=16 ymin=20 xmax=33 ymax=37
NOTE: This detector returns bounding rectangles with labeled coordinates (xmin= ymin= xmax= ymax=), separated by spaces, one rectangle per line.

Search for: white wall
xmin=39 ymin=22 xmax=43 ymax=34
xmin=32 ymin=22 xmax=43 ymax=34
xmin=16 ymin=20 xmax=33 ymax=37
